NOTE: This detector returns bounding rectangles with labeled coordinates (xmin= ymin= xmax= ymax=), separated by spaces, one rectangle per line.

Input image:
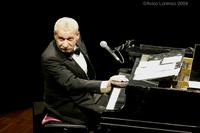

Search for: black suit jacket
xmin=41 ymin=39 xmax=104 ymax=124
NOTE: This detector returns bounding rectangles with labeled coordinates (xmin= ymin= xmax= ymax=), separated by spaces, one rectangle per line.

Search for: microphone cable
xmin=114 ymin=39 xmax=135 ymax=64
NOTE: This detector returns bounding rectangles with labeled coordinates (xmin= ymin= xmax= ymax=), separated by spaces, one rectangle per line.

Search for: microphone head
xmin=100 ymin=41 xmax=108 ymax=48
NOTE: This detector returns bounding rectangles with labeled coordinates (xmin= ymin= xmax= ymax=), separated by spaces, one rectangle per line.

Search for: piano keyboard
xmin=106 ymin=87 xmax=126 ymax=111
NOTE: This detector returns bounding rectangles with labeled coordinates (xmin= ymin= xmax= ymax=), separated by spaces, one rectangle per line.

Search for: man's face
xmin=54 ymin=29 xmax=80 ymax=53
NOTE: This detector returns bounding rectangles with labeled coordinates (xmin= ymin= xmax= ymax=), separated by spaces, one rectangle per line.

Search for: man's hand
xmin=100 ymin=75 xmax=129 ymax=93
xmin=110 ymin=75 xmax=129 ymax=87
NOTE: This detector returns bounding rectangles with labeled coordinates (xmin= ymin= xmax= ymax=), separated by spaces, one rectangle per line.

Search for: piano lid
xmin=126 ymin=44 xmax=185 ymax=57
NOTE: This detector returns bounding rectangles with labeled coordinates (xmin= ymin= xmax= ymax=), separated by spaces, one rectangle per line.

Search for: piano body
xmin=100 ymin=44 xmax=200 ymax=133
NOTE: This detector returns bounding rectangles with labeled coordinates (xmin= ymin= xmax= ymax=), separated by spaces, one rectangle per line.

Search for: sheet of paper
xmin=162 ymin=55 xmax=183 ymax=64
xmin=134 ymin=69 xmax=180 ymax=80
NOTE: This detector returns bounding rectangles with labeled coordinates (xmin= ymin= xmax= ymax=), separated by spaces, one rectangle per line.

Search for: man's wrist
xmin=100 ymin=81 xmax=109 ymax=93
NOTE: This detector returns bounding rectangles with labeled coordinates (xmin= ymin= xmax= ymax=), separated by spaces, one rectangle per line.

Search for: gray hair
xmin=54 ymin=17 xmax=79 ymax=33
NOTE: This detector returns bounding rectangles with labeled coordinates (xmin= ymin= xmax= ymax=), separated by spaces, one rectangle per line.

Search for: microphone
xmin=100 ymin=41 xmax=120 ymax=62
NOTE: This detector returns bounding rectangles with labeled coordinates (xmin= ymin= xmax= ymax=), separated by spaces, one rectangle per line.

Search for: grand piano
xmin=99 ymin=44 xmax=200 ymax=133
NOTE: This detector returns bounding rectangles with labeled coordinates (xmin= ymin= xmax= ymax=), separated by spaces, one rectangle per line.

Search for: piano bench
xmin=44 ymin=122 xmax=88 ymax=133
xmin=33 ymin=101 xmax=88 ymax=133
xmin=42 ymin=114 xmax=88 ymax=133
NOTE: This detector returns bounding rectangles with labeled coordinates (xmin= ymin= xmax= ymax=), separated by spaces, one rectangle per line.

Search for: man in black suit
xmin=41 ymin=17 xmax=114 ymax=130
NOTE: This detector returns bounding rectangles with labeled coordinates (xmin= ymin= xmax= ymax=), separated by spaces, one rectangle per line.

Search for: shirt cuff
xmin=100 ymin=81 xmax=109 ymax=93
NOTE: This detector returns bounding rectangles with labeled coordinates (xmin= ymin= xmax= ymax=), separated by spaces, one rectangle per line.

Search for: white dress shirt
xmin=72 ymin=52 xmax=88 ymax=75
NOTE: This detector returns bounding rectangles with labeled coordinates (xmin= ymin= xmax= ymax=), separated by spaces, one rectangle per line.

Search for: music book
xmin=133 ymin=50 xmax=184 ymax=80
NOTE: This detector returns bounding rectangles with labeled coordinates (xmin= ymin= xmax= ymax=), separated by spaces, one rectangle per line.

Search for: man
xmin=41 ymin=17 xmax=114 ymax=130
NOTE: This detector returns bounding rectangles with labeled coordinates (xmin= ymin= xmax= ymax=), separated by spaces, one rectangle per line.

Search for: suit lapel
xmin=64 ymin=57 xmax=88 ymax=79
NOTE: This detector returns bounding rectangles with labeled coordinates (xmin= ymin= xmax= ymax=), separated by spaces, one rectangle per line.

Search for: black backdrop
xmin=1 ymin=1 xmax=199 ymax=112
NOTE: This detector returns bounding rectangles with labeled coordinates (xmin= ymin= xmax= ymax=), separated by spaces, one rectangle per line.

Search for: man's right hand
xmin=110 ymin=75 xmax=129 ymax=87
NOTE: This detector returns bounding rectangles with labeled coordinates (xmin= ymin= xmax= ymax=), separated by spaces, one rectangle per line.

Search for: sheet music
xmin=106 ymin=87 xmax=121 ymax=110
xmin=133 ymin=52 xmax=183 ymax=80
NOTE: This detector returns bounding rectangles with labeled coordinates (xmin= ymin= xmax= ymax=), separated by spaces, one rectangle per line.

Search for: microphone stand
xmin=114 ymin=39 xmax=135 ymax=64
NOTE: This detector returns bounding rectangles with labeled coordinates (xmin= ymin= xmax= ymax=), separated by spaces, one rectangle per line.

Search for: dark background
xmin=1 ymin=1 xmax=199 ymax=112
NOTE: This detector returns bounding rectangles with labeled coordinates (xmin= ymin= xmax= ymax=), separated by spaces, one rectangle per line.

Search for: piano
xmin=99 ymin=44 xmax=200 ymax=133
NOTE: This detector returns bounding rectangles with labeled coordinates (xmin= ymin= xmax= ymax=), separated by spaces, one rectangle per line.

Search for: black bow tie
xmin=73 ymin=47 xmax=80 ymax=55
